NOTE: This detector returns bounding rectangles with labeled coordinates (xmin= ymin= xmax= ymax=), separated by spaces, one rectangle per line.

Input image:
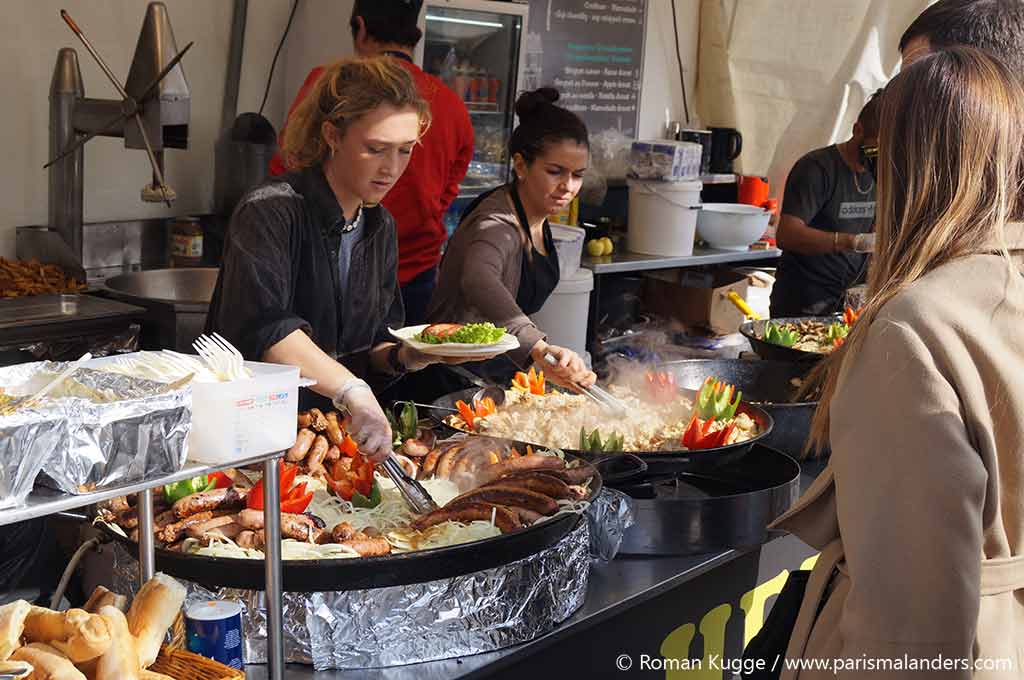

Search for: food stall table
xmin=245 ymin=457 xmax=825 ymax=679
xmin=0 ymin=451 xmax=288 ymax=680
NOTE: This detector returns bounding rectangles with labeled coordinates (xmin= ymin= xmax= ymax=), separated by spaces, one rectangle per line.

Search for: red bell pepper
xmin=843 ymin=306 xmax=861 ymax=326
xmin=340 ymin=434 xmax=359 ymax=458
xmin=681 ymin=415 xmax=737 ymax=450
xmin=246 ymin=461 xmax=301 ymax=510
xmin=279 ymin=481 xmax=313 ymax=514
xmin=208 ymin=471 xmax=233 ymax=489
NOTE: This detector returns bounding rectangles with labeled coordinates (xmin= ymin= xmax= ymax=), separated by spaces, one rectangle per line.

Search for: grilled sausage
xmin=171 ymin=487 xmax=244 ymax=520
xmin=305 ymin=435 xmax=330 ymax=474
xmin=297 ymin=412 xmax=313 ymax=429
xmin=324 ymin=412 xmax=345 ymax=448
xmin=473 ymin=455 xmax=566 ymax=486
xmin=340 ymin=536 xmax=391 ymax=556
xmin=157 ymin=511 xmax=213 ymax=544
xmin=527 ymin=466 xmax=593 ymax=485
xmin=330 ymin=522 xmax=358 ymax=542
xmin=287 ymin=428 xmax=316 ymax=462
xmin=185 ymin=515 xmax=238 ymax=540
xmin=236 ymin=531 xmax=261 ymax=550
xmin=115 ymin=508 xmax=139 ymax=530
xmin=237 ymin=509 xmax=317 ymax=541
xmin=508 ymin=506 xmax=544 ymax=525
xmin=401 ymin=438 xmax=431 ymax=458
xmin=485 ymin=472 xmax=572 ymax=499
xmin=413 ymin=502 xmax=521 ymax=533
xmin=421 ymin=440 xmax=463 ymax=478
xmin=445 ymin=485 xmax=560 ymax=516
xmin=325 ymin=444 xmax=341 ymax=463
xmin=434 ymin=443 xmax=466 ymax=480
xmin=307 ymin=409 xmax=329 ymax=432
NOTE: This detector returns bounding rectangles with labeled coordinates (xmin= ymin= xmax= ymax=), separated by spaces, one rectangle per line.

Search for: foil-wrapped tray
xmin=0 ymin=361 xmax=190 ymax=505
xmin=114 ymin=519 xmax=590 ymax=670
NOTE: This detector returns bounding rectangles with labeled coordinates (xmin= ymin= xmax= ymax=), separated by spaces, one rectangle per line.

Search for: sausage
xmin=307 ymin=409 xmax=329 ymax=432
xmin=445 ymin=485 xmax=560 ymax=516
xmin=235 ymin=509 xmax=266 ymax=530
xmin=473 ymin=455 xmax=566 ymax=486
xmin=297 ymin=411 xmax=313 ymax=429
xmin=324 ymin=412 xmax=345 ymax=448
xmin=330 ymin=522 xmax=358 ymax=542
xmin=237 ymin=509 xmax=317 ymax=539
xmin=154 ymin=509 xmax=176 ymax=529
xmin=401 ymin=438 xmax=431 ymax=458
xmin=236 ymin=531 xmax=261 ymax=550
xmin=157 ymin=511 xmax=213 ymax=544
xmin=508 ymin=506 xmax=544 ymax=525
xmin=115 ymin=508 xmax=139 ymax=530
xmin=421 ymin=440 xmax=462 ymax=479
xmin=412 ymin=502 xmax=521 ymax=533
xmin=304 ymin=435 xmax=330 ymax=474
xmin=434 ymin=443 xmax=466 ymax=480
xmin=287 ymin=428 xmax=316 ymax=462
xmin=325 ymin=445 xmax=341 ymax=463
xmin=106 ymin=496 xmax=132 ymax=514
xmin=340 ymin=536 xmax=391 ymax=556
xmin=526 ymin=466 xmax=593 ymax=485
xmin=172 ymin=487 xmax=244 ymax=519
xmin=186 ymin=515 xmax=238 ymax=539
xmin=484 ymin=472 xmax=572 ymax=499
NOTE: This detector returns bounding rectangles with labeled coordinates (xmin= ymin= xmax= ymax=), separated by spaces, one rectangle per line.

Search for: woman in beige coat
xmin=771 ymin=47 xmax=1024 ymax=678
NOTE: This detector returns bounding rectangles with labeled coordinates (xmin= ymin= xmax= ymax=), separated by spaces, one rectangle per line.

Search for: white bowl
xmin=696 ymin=203 xmax=771 ymax=251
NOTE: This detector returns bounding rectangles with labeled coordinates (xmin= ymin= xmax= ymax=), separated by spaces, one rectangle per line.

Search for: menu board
xmin=521 ymin=0 xmax=648 ymax=137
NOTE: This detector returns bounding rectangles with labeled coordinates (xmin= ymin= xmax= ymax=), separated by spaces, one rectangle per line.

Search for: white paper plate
xmin=389 ymin=325 xmax=520 ymax=358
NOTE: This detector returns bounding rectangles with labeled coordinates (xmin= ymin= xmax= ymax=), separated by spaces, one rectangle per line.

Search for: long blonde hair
xmin=806 ymin=46 xmax=1024 ymax=453
xmin=281 ymin=56 xmax=431 ymax=170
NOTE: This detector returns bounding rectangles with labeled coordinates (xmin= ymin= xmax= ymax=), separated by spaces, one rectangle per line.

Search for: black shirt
xmin=770 ymin=145 xmax=875 ymax=316
xmin=206 ymin=165 xmax=405 ymax=386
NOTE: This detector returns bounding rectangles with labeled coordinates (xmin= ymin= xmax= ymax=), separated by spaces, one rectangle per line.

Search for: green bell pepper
xmin=695 ymin=377 xmax=742 ymax=422
xmin=164 ymin=474 xmax=215 ymax=504
xmin=764 ymin=322 xmax=799 ymax=348
xmin=351 ymin=479 xmax=382 ymax=508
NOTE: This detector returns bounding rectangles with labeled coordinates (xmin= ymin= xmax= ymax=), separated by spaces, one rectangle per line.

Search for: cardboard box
xmin=643 ymin=268 xmax=750 ymax=335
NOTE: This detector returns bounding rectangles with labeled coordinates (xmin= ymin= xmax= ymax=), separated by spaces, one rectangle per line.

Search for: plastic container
xmin=188 ymin=361 xmax=301 ymax=465
xmin=696 ymin=203 xmax=771 ymax=251
xmin=529 ymin=268 xmax=594 ymax=358
xmin=629 ymin=140 xmax=702 ymax=181
xmin=550 ymin=224 xmax=585 ymax=278
xmin=627 ymin=180 xmax=703 ymax=257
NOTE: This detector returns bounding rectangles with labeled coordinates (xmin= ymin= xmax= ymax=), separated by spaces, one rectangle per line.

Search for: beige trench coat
xmin=770 ymin=227 xmax=1024 ymax=679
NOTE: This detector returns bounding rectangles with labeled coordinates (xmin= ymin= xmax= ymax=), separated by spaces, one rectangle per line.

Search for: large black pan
xmin=657 ymin=359 xmax=819 ymax=456
xmin=430 ymin=387 xmax=774 ymax=473
xmin=96 ymin=447 xmax=601 ymax=593
xmin=740 ymin=315 xmax=841 ymax=362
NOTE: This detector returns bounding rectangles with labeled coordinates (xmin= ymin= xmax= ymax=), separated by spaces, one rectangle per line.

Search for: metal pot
xmin=101 ymin=268 xmax=218 ymax=352
xmin=739 ymin=315 xmax=841 ymax=363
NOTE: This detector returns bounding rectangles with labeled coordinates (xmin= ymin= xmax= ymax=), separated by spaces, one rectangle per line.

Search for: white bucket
xmin=530 ymin=268 xmax=594 ymax=358
xmin=627 ymin=179 xmax=703 ymax=256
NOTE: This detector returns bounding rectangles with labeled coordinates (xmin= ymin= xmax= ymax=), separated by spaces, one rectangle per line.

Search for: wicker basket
xmin=151 ymin=644 xmax=244 ymax=680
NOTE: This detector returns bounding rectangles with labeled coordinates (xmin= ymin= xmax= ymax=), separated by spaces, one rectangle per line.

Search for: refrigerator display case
xmin=416 ymin=0 xmax=529 ymax=234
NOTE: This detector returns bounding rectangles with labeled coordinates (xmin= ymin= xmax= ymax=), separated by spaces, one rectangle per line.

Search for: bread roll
xmin=23 ymin=608 xmax=110 ymax=663
xmin=0 ymin=659 xmax=33 ymax=676
xmin=0 ymin=600 xmax=32 ymax=660
xmin=93 ymin=606 xmax=138 ymax=680
xmin=140 ymin=671 xmax=175 ymax=680
xmin=82 ymin=587 xmax=127 ymax=614
xmin=125 ymin=573 xmax=185 ymax=669
xmin=10 ymin=643 xmax=84 ymax=680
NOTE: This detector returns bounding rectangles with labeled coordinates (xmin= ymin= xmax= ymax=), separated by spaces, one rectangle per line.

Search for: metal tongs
xmin=379 ymin=455 xmax=439 ymax=515
xmin=543 ymin=353 xmax=629 ymax=416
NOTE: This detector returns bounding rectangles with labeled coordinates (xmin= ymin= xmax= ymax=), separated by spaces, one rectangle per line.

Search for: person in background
xmin=210 ymin=58 xmax=480 ymax=464
xmin=773 ymin=47 xmax=1024 ymax=678
xmin=270 ymin=0 xmax=474 ymax=325
xmin=424 ymin=88 xmax=596 ymax=391
xmin=770 ymin=94 xmax=881 ymax=317
xmin=900 ymin=0 xmax=1024 ymax=73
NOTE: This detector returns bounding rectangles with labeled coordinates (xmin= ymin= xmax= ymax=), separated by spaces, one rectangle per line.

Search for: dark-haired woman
xmin=425 ymin=88 xmax=596 ymax=389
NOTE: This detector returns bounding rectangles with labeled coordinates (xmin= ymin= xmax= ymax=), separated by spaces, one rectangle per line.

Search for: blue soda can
xmin=185 ymin=600 xmax=244 ymax=669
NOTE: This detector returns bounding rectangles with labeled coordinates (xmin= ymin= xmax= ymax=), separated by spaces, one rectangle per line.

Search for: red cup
xmin=738 ymin=176 xmax=770 ymax=207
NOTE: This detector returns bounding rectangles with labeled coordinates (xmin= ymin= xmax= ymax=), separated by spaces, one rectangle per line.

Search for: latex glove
xmin=332 ymin=379 xmax=392 ymax=464
xmin=852 ymin=233 xmax=875 ymax=253
xmin=534 ymin=343 xmax=596 ymax=388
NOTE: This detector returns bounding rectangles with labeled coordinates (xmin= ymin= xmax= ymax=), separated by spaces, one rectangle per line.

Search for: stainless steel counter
xmin=583 ymin=246 xmax=782 ymax=275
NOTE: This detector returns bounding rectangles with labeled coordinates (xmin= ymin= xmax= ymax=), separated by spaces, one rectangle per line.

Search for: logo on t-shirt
xmin=838 ymin=202 xmax=875 ymax=219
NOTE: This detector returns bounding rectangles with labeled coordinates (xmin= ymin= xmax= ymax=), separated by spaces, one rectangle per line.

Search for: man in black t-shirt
xmin=770 ymin=96 xmax=881 ymax=317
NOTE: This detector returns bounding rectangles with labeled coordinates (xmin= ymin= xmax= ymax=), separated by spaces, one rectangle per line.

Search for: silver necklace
xmin=852 ymin=170 xmax=874 ymax=195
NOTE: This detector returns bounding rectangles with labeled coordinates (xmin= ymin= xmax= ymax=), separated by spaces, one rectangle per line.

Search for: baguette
xmin=125 ymin=573 xmax=185 ymax=669
xmin=10 ymin=643 xmax=84 ymax=680
xmin=0 ymin=600 xmax=32 ymax=660
xmin=93 ymin=606 xmax=138 ymax=680
xmin=23 ymin=608 xmax=110 ymax=663
xmin=82 ymin=587 xmax=127 ymax=615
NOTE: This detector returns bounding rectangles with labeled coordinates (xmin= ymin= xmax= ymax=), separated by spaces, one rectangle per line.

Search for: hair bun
xmin=515 ymin=87 xmax=560 ymax=119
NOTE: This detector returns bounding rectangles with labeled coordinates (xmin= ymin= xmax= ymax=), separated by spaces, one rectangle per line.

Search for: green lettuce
xmin=415 ymin=322 xmax=506 ymax=345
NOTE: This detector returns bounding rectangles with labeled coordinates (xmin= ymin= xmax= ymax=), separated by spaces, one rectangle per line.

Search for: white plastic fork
xmin=192 ymin=334 xmax=251 ymax=381
xmin=211 ymin=332 xmax=252 ymax=379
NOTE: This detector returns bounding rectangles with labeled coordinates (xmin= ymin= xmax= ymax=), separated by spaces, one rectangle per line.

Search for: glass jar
xmin=169 ymin=216 xmax=204 ymax=268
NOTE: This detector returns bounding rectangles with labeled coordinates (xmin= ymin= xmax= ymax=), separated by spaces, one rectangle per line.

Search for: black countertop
xmin=247 ymin=457 xmax=828 ymax=679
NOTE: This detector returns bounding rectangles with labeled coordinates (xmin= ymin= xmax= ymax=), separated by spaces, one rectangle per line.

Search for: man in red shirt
xmin=270 ymin=0 xmax=474 ymax=324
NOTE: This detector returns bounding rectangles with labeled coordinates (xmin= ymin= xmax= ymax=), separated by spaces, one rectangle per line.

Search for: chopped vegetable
xmin=843 ymin=306 xmax=861 ymax=326
xmin=579 ymin=427 xmax=624 ymax=452
xmin=279 ymin=481 xmax=313 ymax=514
xmin=695 ymin=377 xmax=742 ymax=422
xmin=681 ymin=414 xmax=736 ymax=450
xmin=645 ymin=371 xmax=678 ymax=404
xmin=328 ymin=454 xmax=379 ymax=504
xmin=246 ymin=461 xmax=302 ymax=511
xmin=163 ymin=475 xmax=215 ymax=504
xmin=827 ymin=322 xmax=849 ymax=343
xmin=415 ymin=322 xmax=505 ymax=345
xmin=208 ymin=471 xmax=234 ymax=489
xmin=455 ymin=397 xmax=496 ymax=431
xmin=351 ymin=479 xmax=382 ymax=508
xmin=512 ymin=367 xmax=546 ymax=395
xmin=764 ymin=322 xmax=799 ymax=348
